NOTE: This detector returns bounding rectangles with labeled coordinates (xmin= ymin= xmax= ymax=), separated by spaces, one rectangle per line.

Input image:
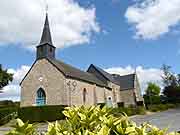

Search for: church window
xmin=36 ymin=88 xmax=46 ymax=106
xmin=83 ymin=88 xmax=87 ymax=104
xmin=50 ymin=47 xmax=53 ymax=52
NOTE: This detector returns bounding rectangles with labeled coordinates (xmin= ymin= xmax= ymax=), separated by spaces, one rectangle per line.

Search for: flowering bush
xmin=6 ymin=106 xmax=180 ymax=135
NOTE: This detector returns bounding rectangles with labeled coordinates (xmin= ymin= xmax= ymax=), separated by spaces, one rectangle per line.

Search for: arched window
xmin=36 ymin=88 xmax=46 ymax=106
xmin=83 ymin=88 xmax=87 ymax=104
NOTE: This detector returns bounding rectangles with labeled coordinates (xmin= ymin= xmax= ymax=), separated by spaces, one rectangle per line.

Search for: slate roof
xmin=89 ymin=65 xmax=136 ymax=90
xmin=47 ymin=58 xmax=108 ymax=88
xmin=89 ymin=65 xmax=119 ymax=85
xmin=112 ymin=74 xmax=136 ymax=90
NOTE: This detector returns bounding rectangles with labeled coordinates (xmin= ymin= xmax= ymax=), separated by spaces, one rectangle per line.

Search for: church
xmin=20 ymin=13 xmax=144 ymax=107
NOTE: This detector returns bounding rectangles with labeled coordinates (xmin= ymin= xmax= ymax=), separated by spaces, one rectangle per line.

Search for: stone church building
xmin=20 ymin=13 xmax=144 ymax=107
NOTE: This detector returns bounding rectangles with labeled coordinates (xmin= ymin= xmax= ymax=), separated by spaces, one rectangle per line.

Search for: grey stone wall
xmin=20 ymin=59 xmax=67 ymax=107
xmin=120 ymin=89 xmax=136 ymax=107
xmin=65 ymin=78 xmax=114 ymax=106
xmin=20 ymin=58 xmax=115 ymax=107
xmin=21 ymin=58 xmax=142 ymax=108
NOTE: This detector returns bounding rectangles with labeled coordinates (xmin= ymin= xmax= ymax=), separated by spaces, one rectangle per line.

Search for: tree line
xmin=144 ymin=64 xmax=180 ymax=105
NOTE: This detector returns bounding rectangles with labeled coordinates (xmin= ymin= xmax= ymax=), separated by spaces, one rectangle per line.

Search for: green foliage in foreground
xmin=6 ymin=106 xmax=179 ymax=135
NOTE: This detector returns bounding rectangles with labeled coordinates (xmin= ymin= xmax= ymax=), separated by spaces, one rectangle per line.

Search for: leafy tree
xmin=0 ymin=64 xmax=13 ymax=90
xmin=161 ymin=64 xmax=180 ymax=87
xmin=161 ymin=64 xmax=180 ymax=103
xmin=163 ymin=86 xmax=180 ymax=103
xmin=144 ymin=82 xmax=161 ymax=105
xmin=161 ymin=64 xmax=175 ymax=87
xmin=145 ymin=82 xmax=160 ymax=96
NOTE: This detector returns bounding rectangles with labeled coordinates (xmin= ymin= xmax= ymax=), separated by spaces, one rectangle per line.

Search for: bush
xmin=0 ymin=107 xmax=18 ymax=125
xmin=6 ymin=106 xmax=180 ymax=135
xmin=111 ymin=106 xmax=146 ymax=117
xmin=18 ymin=105 xmax=66 ymax=123
xmin=148 ymin=104 xmax=176 ymax=112
xmin=97 ymin=103 xmax=106 ymax=108
xmin=0 ymin=100 xmax=20 ymax=108
xmin=143 ymin=95 xmax=161 ymax=105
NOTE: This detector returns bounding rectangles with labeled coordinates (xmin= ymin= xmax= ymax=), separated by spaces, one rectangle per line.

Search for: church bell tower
xmin=36 ymin=13 xmax=56 ymax=60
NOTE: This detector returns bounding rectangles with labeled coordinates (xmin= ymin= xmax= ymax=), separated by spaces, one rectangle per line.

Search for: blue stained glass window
xmin=36 ymin=88 xmax=46 ymax=106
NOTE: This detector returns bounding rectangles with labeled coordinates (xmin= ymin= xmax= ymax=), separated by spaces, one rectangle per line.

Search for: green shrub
xmin=97 ymin=103 xmax=106 ymax=108
xmin=0 ymin=100 xmax=20 ymax=108
xmin=148 ymin=104 xmax=176 ymax=112
xmin=0 ymin=107 xmax=18 ymax=125
xmin=111 ymin=106 xmax=146 ymax=117
xmin=18 ymin=105 xmax=66 ymax=123
xmin=6 ymin=106 xmax=180 ymax=135
xmin=6 ymin=119 xmax=37 ymax=135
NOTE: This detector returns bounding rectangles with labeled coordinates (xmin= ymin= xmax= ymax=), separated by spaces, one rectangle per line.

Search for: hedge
xmin=18 ymin=105 xmax=66 ymax=123
xmin=0 ymin=107 xmax=18 ymax=125
xmin=147 ymin=103 xmax=177 ymax=112
xmin=111 ymin=106 xmax=146 ymax=116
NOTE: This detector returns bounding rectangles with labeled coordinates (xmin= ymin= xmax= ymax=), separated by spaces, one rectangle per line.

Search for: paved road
xmin=131 ymin=108 xmax=180 ymax=132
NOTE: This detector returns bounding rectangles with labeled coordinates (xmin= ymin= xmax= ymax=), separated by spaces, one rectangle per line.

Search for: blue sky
xmin=0 ymin=0 xmax=180 ymax=100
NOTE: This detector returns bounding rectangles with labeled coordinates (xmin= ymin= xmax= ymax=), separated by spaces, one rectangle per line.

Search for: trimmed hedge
xmin=147 ymin=103 xmax=177 ymax=112
xmin=111 ymin=106 xmax=146 ymax=116
xmin=0 ymin=107 xmax=18 ymax=125
xmin=18 ymin=105 xmax=66 ymax=123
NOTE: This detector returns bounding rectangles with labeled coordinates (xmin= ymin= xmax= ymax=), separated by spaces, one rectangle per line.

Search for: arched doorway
xmin=36 ymin=88 xmax=46 ymax=106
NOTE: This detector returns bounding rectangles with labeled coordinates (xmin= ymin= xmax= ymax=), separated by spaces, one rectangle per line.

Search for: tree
xmin=161 ymin=64 xmax=180 ymax=103
xmin=161 ymin=64 xmax=180 ymax=87
xmin=0 ymin=64 xmax=13 ymax=90
xmin=144 ymin=82 xmax=161 ymax=105
xmin=146 ymin=82 xmax=160 ymax=96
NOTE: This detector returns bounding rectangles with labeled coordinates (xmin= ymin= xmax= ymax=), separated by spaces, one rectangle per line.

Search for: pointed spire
xmin=39 ymin=13 xmax=53 ymax=46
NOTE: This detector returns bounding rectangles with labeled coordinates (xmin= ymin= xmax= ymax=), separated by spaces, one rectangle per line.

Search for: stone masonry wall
xmin=20 ymin=59 xmax=67 ymax=107
xmin=120 ymin=89 xmax=136 ymax=107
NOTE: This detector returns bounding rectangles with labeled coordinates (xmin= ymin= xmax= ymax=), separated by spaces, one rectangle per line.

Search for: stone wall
xmin=120 ymin=89 xmax=136 ymax=107
xmin=65 ymin=78 xmax=113 ymax=106
xmin=20 ymin=59 xmax=67 ymax=107
xmin=21 ymin=58 xmax=114 ymax=107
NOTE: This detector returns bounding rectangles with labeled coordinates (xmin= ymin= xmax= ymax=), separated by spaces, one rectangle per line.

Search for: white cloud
xmin=0 ymin=66 xmax=30 ymax=101
xmin=105 ymin=66 xmax=163 ymax=94
xmin=125 ymin=0 xmax=180 ymax=39
xmin=0 ymin=0 xmax=100 ymax=49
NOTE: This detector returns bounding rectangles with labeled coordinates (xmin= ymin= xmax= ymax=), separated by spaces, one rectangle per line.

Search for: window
xmin=50 ymin=47 xmax=53 ymax=52
xmin=83 ymin=88 xmax=87 ymax=104
xmin=36 ymin=88 xmax=46 ymax=106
